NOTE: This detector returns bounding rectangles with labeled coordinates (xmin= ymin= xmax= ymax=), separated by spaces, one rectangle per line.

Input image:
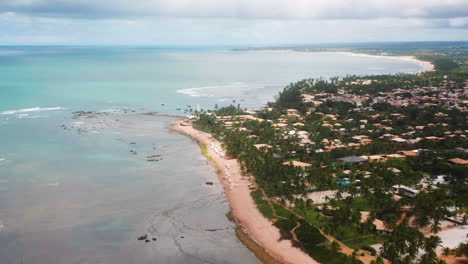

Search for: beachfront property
xmin=338 ymin=156 xmax=368 ymax=166
xmin=192 ymin=72 xmax=468 ymax=264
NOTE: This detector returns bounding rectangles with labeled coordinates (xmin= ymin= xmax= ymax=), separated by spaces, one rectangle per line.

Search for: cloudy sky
xmin=0 ymin=0 xmax=467 ymax=45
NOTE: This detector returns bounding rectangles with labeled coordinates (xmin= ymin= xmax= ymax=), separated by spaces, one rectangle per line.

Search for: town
xmin=190 ymin=71 xmax=468 ymax=264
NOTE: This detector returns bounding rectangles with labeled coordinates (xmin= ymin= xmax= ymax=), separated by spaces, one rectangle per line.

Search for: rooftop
xmin=338 ymin=156 xmax=368 ymax=163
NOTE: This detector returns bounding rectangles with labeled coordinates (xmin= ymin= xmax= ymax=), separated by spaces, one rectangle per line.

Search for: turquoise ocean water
xmin=0 ymin=46 xmax=424 ymax=264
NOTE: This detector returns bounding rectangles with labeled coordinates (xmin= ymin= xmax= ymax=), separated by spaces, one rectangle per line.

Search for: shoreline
xmin=241 ymin=49 xmax=435 ymax=73
xmin=336 ymin=51 xmax=435 ymax=73
xmin=173 ymin=120 xmax=319 ymax=264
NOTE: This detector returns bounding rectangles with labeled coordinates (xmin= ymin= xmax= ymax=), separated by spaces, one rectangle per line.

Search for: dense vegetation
xmin=190 ymin=51 xmax=468 ymax=263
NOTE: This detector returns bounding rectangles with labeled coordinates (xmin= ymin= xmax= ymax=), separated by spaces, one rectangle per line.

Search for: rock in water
xmin=137 ymin=234 xmax=148 ymax=241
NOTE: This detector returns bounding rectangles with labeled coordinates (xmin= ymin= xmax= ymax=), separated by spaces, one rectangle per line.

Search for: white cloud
xmin=1 ymin=0 xmax=468 ymax=21
xmin=449 ymin=17 xmax=468 ymax=27
xmin=0 ymin=1 xmax=467 ymax=45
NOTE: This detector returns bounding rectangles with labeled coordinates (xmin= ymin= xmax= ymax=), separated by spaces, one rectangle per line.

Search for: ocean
xmin=0 ymin=46 xmax=424 ymax=264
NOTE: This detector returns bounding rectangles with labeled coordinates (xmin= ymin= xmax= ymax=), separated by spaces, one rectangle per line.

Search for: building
xmin=338 ymin=156 xmax=368 ymax=166
xmin=287 ymin=109 xmax=300 ymax=116
xmin=448 ymin=158 xmax=468 ymax=166
xmin=254 ymin=144 xmax=272 ymax=150
xmin=393 ymin=185 xmax=419 ymax=198
xmin=398 ymin=150 xmax=419 ymax=157
xmin=282 ymin=160 xmax=312 ymax=168
xmin=373 ymin=219 xmax=393 ymax=235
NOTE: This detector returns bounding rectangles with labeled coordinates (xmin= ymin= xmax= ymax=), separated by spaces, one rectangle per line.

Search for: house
xmin=386 ymin=154 xmax=406 ymax=159
xmin=360 ymin=211 xmax=371 ymax=223
xmin=429 ymin=175 xmax=447 ymax=185
xmin=381 ymin=133 xmax=395 ymax=140
xmin=338 ymin=156 xmax=368 ymax=166
xmin=254 ymin=144 xmax=272 ymax=150
xmin=454 ymin=147 xmax=468 ymax=154
xmin=393 ymin=185 xmax=419 ymax=198
xmin=407 ymin=138 xmax=423 ymax=144
xmin=398 ymin=150 xmax=419 ymax=157
xmin=373 ymin=219 xmax=393 ymax=235
xmin=302 ymin=94 xmax=315 ymax=103
xmin=273 ymin=123 xmax=288 ymax=128
xmin=282 ymin=160 xmax=312 ymax=168
xmin=366 ymin=155 xmax=386 ymax=162
xmin=445 ymin=206 xmax=467 ymax=224
xmin=238 ymin=115 xmax=265 ymax=122
xmin=287 ymin=109 xmax=300 ymax=116
xmin=448 ymin=158 xmax=468 ymax=166
xmin=391 ymin=137 xmax=408 ymax=144
xmin=352 ymin=135 xmax=369 ymax=143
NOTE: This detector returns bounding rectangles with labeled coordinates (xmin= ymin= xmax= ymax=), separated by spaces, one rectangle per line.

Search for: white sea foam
xmin=98 ymin=108 xmax=123 ymax=113
xmin=0 ymin=107 xmax=65 ymax=115
xmin=176 ymin=86 xmax=219 ymax=97
xmin=177 ymin=83 xmax=260 ymax=97
xmin=22 ymin=115 xmax=49 ymax=119
xmin=0 ymin=158 xmax=5 ymax=162
xmin=71 ymin=121 xmax=84 ymax=127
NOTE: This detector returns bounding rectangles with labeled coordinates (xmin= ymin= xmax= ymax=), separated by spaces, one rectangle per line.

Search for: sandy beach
xmin=246 ymin=49 xmax=435 ymax=73
xmin=338 ymin=51 xmax=435 ymax=72
xmin=174 ymin=120 xmax=318 ymax=264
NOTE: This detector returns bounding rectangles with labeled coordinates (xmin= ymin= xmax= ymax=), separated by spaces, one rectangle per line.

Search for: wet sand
xmin=174 ymin=120 xmax=318 ymax=264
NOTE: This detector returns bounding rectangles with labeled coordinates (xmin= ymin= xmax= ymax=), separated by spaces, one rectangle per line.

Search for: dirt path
xmin=261 ymin=188 xmax=377 ymax=264
xmin=290 ymin=221 xmax=302 ymax=242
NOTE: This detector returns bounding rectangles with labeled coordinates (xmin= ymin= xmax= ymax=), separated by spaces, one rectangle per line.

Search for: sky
xmin=0 ymin=0 xmax=467 ymax=46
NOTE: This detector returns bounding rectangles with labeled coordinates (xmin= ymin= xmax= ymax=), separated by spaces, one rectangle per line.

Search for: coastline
xmin=337 ymin=51 xmax=435 ymax=73
xmin=242 ymin=49 xmax=435 ymax=73
xmin=173 ymin=120 xmax=319 ymax=264
xmin=172 ymin=49 xmax=436 ymax=264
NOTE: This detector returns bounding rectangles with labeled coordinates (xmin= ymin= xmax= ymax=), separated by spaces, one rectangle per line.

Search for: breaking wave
xmin=176 ymin=83 xmax=266 ymax=97
xmin=0 ymin=107 xmax=66 ymax=115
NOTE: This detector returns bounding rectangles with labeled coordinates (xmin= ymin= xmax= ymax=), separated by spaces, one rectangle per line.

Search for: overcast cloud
xmin=0 ymin=0 xmax=467 ymax=45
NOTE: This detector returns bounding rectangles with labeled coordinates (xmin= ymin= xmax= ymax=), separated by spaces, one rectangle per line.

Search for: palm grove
xmin=190 ymin=70 xmax=468 ymax=264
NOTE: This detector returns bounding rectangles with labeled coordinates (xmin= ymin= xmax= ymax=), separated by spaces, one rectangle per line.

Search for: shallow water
xmin=0 ymin=47 xmax=425 ymax=264
xmin=0 ymin=111 xmax=260 ymax=263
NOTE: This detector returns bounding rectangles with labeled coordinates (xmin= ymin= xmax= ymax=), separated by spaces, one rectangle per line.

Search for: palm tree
xmin=330 ymin=241 xmax=341 ymax=254
xmin=424 ymin=235 xmax=442 ymax=253
xmin=375 ymin=256 xmax=384 ymax=264
xmin=442 ymin=247 xmax=451 ymax=261
xmin=351 ymin=249 xmax=360 ymax=264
